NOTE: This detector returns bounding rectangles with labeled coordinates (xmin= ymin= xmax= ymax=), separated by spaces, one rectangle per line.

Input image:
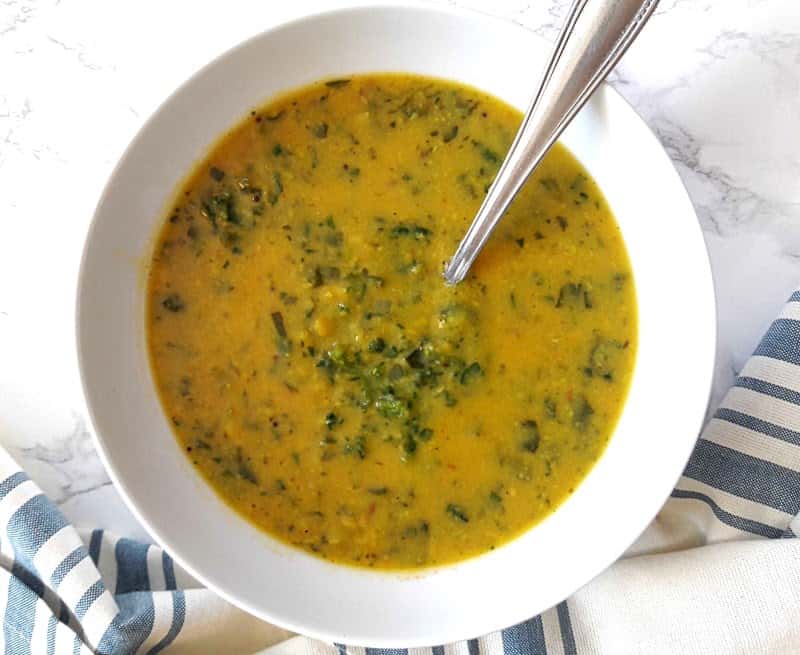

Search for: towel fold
xmin=2 ymin=288 xmax=800 ymax=654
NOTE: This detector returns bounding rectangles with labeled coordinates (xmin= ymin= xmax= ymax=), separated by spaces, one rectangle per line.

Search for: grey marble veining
xmin=0 ymin=0 xmax=798 ymax=538
xmin=16 ymin=411 xmax=109 ymax=506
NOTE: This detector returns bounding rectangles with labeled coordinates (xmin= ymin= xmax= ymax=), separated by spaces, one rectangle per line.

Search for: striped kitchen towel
xmin=2 ymin=289 xmax=800 ymax=654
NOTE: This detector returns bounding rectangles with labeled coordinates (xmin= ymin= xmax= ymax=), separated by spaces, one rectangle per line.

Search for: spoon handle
xmin=443 ymin=0 xmax=659 ymax=285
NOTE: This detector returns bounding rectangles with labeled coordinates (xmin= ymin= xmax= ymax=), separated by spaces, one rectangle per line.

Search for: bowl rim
xmin=76 ymin=2 xmax=717 ymax=646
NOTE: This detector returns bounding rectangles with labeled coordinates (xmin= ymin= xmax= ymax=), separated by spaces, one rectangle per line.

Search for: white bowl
xmin=77 ymin=4 xmax=715 ymax=647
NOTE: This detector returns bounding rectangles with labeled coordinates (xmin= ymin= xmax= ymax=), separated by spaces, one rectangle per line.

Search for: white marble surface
xmin=0 ymin=0 xmax=798 ymax=541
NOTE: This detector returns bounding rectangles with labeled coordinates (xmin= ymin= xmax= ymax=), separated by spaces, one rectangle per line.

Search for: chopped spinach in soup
xmin=147 ymin=74 xmax=636 ymax=569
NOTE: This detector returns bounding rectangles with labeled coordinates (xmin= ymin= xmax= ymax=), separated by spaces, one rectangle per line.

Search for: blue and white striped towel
xmin=3 ymin=289 xmax=800 ymax=654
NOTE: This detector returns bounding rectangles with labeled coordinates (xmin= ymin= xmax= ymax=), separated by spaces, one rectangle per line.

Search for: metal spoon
xmin=443 ymin=0 xmax=659 ymax=285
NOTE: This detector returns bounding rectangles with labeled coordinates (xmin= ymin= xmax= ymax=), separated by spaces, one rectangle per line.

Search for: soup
xmin=147 ymin=74 xmax=636 ymax=569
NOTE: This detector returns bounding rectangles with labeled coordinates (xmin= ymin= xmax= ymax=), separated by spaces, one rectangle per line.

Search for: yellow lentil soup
xmin=147 ymin=74 xmax=636 ymax=569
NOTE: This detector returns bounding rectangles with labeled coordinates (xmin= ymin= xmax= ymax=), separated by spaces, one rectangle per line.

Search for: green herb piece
xmin=310 ymin=266 xmax=341 ymax=287
xmin=316 ymin=352 xmax=337 ymax=382
xmin=457 ymin=172 xmax=478 ymax=199
xmin=161 ymin=294 xmax=185 ymax=312
xmin=569 ymin=173 xmax=588 ymax=192
xmin=202 ymin=190 xmax=240 ymax=228
xmin=345 ymin=270 xmax=384 ymax=300
xmin=572 ymin=395 xmax=594 ymax=432
xmin=442 ymin=125 xmax=459 ymax=143
xmin=368 ymin=487 xmax=388 ymax=495
xmin=472 ymin=141 xmax=499 ymax=164
xmin=220 ymin=230 xmax=242 ymax=254
xmin=556 ymin=215 xmax=568 ymax=231
xmin=270 ymin=311 xmax=291 ymax=355
xmin=403 ymin=521 xmax=430 ymax=538
xmin=446 ymin=504 xmax=469 ymax=523
xmin=271 ymin=311 xmax=287 ymax=338
xmin=612 ymin=272 xmax=628 ymax=290
xmin=368 ymin=338 xmax=386 ymax=353
xmin=520 ymin=419 xmax=540 ymax=453
xmin=539 ymin=178 xmax=559 ymax=192
xmin=178 ymin=376 xmax=191 ymax=397
xmin=312 ymin=122 xmax=328 ymax=138
xmin=268 ymin=171 xmax=283 ymax=205
xmin=235 ymin=447 xmax=259 ymax=485
xmin=417 ymin=427 xmax=433 ymax=441
xmin=459 ymin=362 xmax=483 ymax=385
xmin=396 ymin=258 xmax=421 ymax=274
xmin=555 ymin=282 xmax=592 ymax=310
xmin=272 ymin=143 xmax=284 ymax=156
xmin=324 ymin=412 xmax=342 ymax=429
xmin=438 ymin=303 xmax=474 ymax=328
xmin=390 ymin=223 xmax=431 ymax=240
xmin=587 ymin=338 xmax=628 ymax=381
xmin=402 ymin=432 xmax=417 ymax=455
xmin=343 ymin=435 xmax=367 ymax=459
xmin=325 ymin=79 xmax=351 ymax=88
xmin=279 ymin=291 xmax=298 ymax=305
xmin=209 ymin=166 xmax=225 ymax=181
xmin=375 ymin=391 xmax=406 ymax=418
xmin=406 ymin=347 xmax=428 ymax=370
xmin=401 ymin=420 xmax=433 ymax=457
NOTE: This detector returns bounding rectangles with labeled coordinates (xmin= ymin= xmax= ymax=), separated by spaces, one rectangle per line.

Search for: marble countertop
xmin=1 ymin=0 xmax=798 ymax=542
